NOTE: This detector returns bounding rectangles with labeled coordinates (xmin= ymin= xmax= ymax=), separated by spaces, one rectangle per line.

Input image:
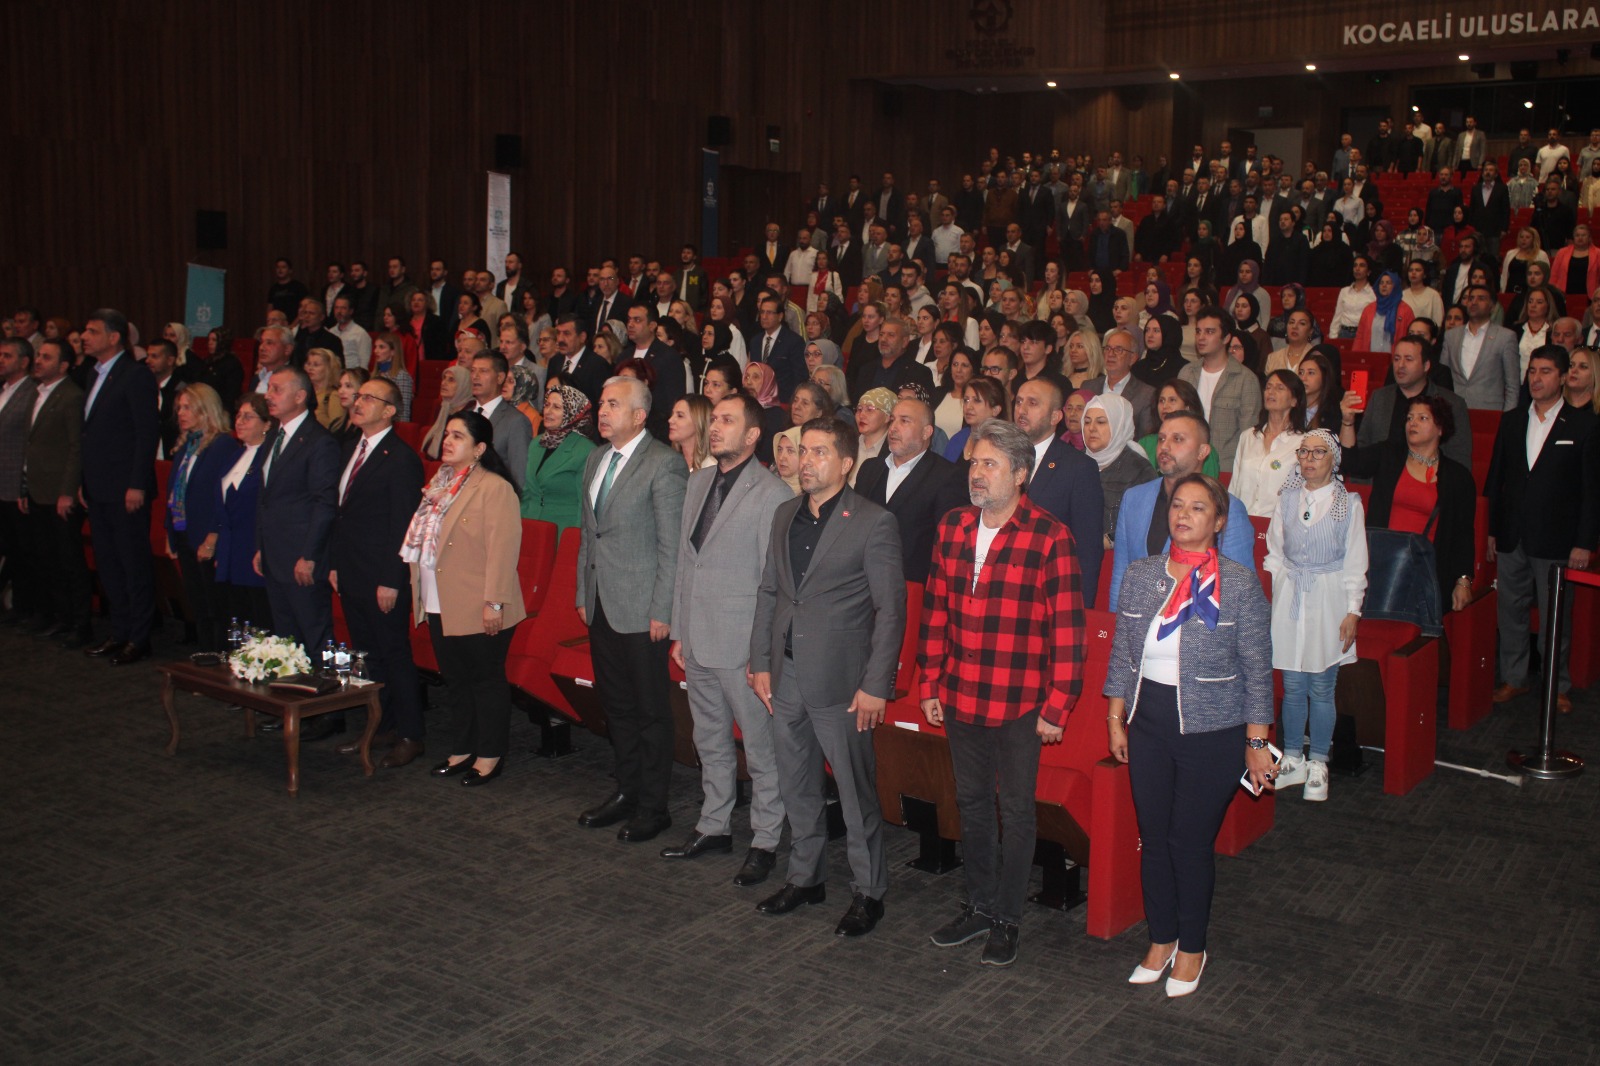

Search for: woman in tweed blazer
xmin=1103 ymin=473 xmax=1275 ymax=998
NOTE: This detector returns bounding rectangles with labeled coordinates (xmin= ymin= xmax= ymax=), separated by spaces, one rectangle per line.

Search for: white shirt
xmin=1458 ymin=320 xmax=1490 ymax=381
xmin=932 ymin=223 xmax=964 ymax=264
xmin=84 ymin=351 xmax=125 ymax=413
xmin=1031 ymin=435 xmax=1052 ymax=479
xmin=1197 ymin=366 xmax=1224 ymax=416
xmin=1401 ymin=286 xmax=1444 ymax=328
xmin=254 ymin=366 xmax=274 ymax=394
xmin=332 ymin=320 xmax=372 ymax=370
xmin=757 ymin=329 xmax=782 ymax=362
xmin=972 ymin=517 xmax=1003 ymax=592
xmin=339 ymin=425 xmax=391 ymax=501
xmin=31 ymin=376 xmax=64 ymax=424
xmin=1518 ymin=323 xmax=1550 ymax=378
xmin=883 ymin=447 xmax=926 ymax=502
xmin=472 ymin=395 xmax=503 ymax=420
xmin=1537 ymin=143 xmax=1571 ymax=183
xmin=1330 ymin=283 xmax=1376 ymax=334
xmin=1141 ymin=614 xmax=1181 ymax=685
xmin=588 ymin=428 xmax=648 ymax=507
xmin=563 ymin=346 xmax=589 ymax=374
xmin=783 ymin=246 xmax=817 ymax=288
xmin=1103 ymin=372 xmax=1130 ymax=396
xmin=1231 ymin=427 xmax=1306 ymax=517
xmin=223 ymin=442 xmax=261 ymax=494
xmin=1459 ymin=130 xmax=1477 ymax=161
xmin=264 ymin=410 xmax=308 ymax=483
xmin=1527 ymin=399 xmax=1564 ymax=468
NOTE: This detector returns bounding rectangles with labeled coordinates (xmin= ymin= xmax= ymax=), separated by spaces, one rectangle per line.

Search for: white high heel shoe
xmin=1127 ymin=946 xmax=1178 ymax=984
xmin=1165 ymin=951 xmax=1208 ymax=997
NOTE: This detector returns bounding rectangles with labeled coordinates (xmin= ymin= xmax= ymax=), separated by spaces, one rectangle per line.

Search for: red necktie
xmin=341 ymin=438 xmax=368 ymax=505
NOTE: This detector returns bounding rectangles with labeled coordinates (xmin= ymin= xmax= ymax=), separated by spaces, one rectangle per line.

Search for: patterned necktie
xmin=341 ymin=438 xmax=368 ymax=505
xmin=763 ymin=334 xmax=773 ymax=362
xmin=691 ymin=470 xmax=725 ymax=552
xmin=594 ymin=450 xmax=622 ymax=516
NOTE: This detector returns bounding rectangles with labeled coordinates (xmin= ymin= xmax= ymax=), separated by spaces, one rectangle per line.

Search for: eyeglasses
xmin=354 ymin=393 xmax=395 ymax=407
xmin=1295 ymin=448 xmax=1332 ymax=460
xmin=1105 ymin=346 xmax=1136 ymax=358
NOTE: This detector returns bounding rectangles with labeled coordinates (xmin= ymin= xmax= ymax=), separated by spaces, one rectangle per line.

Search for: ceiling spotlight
xmin=1046 ymin=80 xmax=1057 ymax=88
xmin=1168 ymin=71 xmax=1180 ymax=80
xmin=1304 ymin=63 xmax=1317 ymax=72
xmin=1525 ymin=100 xmax=1535 ymax=109
xmin=1458 ymin=53 xmax=1470 ymax=61
xmin=1411 ymin=104 xmax=1420 ymax=111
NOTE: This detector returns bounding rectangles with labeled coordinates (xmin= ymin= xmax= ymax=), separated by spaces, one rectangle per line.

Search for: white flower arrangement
xmin=230 ymin=633 xmax=313 ymax=682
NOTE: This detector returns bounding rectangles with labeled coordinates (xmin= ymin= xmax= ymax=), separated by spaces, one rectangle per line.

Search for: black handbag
xmin=1363 ymin=505 xmax=1443 ymax=637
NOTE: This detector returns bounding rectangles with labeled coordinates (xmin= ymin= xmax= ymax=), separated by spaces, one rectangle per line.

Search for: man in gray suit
xmin=467 ymin=351 xmax=532 ymax=492
xmin=1178 ymin=307 xmax=1263 ymax=474
xmin=750 ymin=416 xmax=905 ymax=938
xmin=576 ymin=376 xmax=689 ymax=843
xmin=1087 ymin=328 xmax=1158 ymax=438
xmin=661 ymin=394 xmax=794 ymax=885
xmin=1352 ymin=337 xmax=1472 ymax=470
xmin=1441 ymin=286 xmax=1522 ymax=411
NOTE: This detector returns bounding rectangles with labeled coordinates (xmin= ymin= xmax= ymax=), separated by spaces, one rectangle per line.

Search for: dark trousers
xmin=1127 ymin=682 xmax=1243 ymax=954
xmin=171 ymin=530 xmax=224 ymax=651
xmin=344 ymin=581 xmax=424 ymax=739
xmin=27 ymin=499 xmax=91 ymax=630
xmin=0 ymin=499 xmax=36 ymax=614
xmin=218 ymin=581 xmax=271 ymax=633
xmin=947 ymin=712 xmax=1042 ymax=925
xmin=86 ymin=497 xmax=155 ymax=646
xmin=263 ymin=571 xmax=332 ymax=656
xmin=428 ymin=614 xmax=514 ymax=758
xmin=588 ymin=597 xmax=674 ymax=819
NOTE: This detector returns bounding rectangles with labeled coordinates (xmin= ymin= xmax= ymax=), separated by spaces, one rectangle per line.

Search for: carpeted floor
xmin=2 ymin=626 xmax=1597 ymax=1065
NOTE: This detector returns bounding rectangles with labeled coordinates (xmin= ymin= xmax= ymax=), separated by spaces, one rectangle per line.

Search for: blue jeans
xmin=1280 ymin=663 xmax=1340 ymax=762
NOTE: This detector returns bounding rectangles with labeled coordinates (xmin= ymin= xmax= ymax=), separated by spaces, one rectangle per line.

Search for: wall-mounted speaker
xmin=196 ymin=210 xmax=227 ymax=250
xmin=707 ymin=115 xmax=732 ymax=146
xmin=493 ymin=134 xmax=523 ymax=170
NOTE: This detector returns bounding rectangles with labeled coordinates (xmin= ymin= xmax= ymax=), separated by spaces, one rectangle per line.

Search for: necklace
xmin=1407 ymin=449 xmax=1439 ymax=469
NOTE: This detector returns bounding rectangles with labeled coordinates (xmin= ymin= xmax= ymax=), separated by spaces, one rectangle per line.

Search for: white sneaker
xmin=1304 ymin=760 xmax=1329 ymax=802
xmin=1274 ymin=754 xmax=1308 ymax=789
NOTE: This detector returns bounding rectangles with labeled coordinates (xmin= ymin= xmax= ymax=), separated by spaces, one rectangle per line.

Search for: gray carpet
xmin=2 ymin=626 xmax=1597 ymax=1065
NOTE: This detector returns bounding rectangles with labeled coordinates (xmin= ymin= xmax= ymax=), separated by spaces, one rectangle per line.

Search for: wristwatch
xmin=486 ymin=602 xmax=504 ymax=612
xmin=1245 ymin=737 xmax=1270 ymax=750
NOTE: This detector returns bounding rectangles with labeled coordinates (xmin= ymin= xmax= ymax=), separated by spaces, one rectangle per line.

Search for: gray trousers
xmin=1497 ymin=546 xmax=1572 ymax=693
xmin=770 ymin=665 xmax=888 ymax=900
xmin=685 ymin=655 xmax=785 ymax=848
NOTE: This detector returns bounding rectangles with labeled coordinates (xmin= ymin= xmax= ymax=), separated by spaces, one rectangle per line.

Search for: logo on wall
xmin=970 ymin=0 xmax=1013 ymax=35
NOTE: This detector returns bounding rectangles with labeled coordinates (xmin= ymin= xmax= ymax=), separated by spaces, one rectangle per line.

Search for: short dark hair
xmin=472 ymin=351 xmax=509 ymax=375
xmin=1018 ymin=320 xmax=1055 ymax=347
xmin=1162 ymin=408 xmax=1212 ymax=444
xmin=1406 ymin=393 xmax=1456 ymax=442
xmin=719 ymin=392 xmax=765 ymax=434
xmin=1393 ymin=334 xmax=1431 ymax=363
xmin=800 ymin=413 xmax=857 ymax=463
xmin=1170 ymin=472 xmax=1231 ymax=527
xmin=87 ymin=307 xmax=129 ymax=346
xmin=369 ymin=375 xmax=402 ymax=407
xmin=987 ymin=345 xmax=1019 ymax=373
xmin=146 ymin=339 xmax=177 ymax=360
xmin=554 ymin=313 xmax=588 ymax=337
xmin=1194 ymin=304 xmax=1228 ymax=331
xmin=446 ymin=410 xmax=514 ymax=483
xmin=1528 ymin=343 xmax=1571 ymax=376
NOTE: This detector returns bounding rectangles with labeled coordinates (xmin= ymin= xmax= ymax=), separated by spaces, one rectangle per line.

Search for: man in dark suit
xmin=1001 ymin=223 xmax=1036 ymax=288
xmin=755 ymin=223 xmax=789 ymax=279
xmin=586 ymin=265 xmax=627 ymax=341
xmin=146 ymin=340 xmax=183 ymax=458
xmin=290 ymin=298 xmax=343 ymax=370
xmin=1017 ymin=170 xmax=1055 ymax=254
xmin=806 ymin=184 xmax=837 ymax=229
xmin=1013 ymin=377 xmax=1105 ymax=607
xmin=853 ymin=397 xmax=967 ymax=584
xmin=254 ymin=365 xmax=340 ymax=733
xmin=576 ymin=376 xmax=689 ymax=843
xmin=831 ymin=222 xmax=864 ymax=288
xmin=496 ymin=252 xmax=533 ymax=313
xmin=550 ymin=314 xmax=611 ymax=409
xmin=426 ymin=259 xmax=464 ymax=340
xmin=0 ymin=339 xmax=39 ymax=625
xmin=622 ymin=304 xmax=686 ymax=442
xmin=675 ymin=245 xmax=710 ymax=312
xmin=750 ymin=416 xmax=905 ymax=938
xmin=874 ymin=172 xmax=905 ymax=239
xmin=1485 ymin=346 xmax=1599 ymax=714
xmin=746 ymin=295 xmax=808 ymax=401
xmin=328 ymin=374 xmax=427 ymax=767
xmin=1466 ymin=160 xmax=1512 ymax=256
xmin=847 ymin=316 xmax=934 ymax=403
xmin=23 ymin=340 xmax=92 ymax=645
xmin=1054 ymin=181 xmax=1092 ymax=269
xmin=1134 ymin=195 xmax=1182 ymax=264
xmin=78 ymin=311 xmax=159 ymax=664
xmin=1424 ymin=168 xmax=1465 ymax=235
xmin=467 ymin=351 xmax=532 ymax=493
xmin=1088 ymin=211 xmax=1130 ymax=276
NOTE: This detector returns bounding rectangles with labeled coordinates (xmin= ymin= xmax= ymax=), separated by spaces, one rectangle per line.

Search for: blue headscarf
xmin=1372 ymin=271 xmax=1404 ymax=342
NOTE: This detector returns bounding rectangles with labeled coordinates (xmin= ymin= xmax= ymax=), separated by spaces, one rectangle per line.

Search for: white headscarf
xmin=1082 ymin=393 xmax=1145 ymax=471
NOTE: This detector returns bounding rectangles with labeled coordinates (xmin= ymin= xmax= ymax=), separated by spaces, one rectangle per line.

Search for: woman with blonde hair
xmin=667 ymin=393 xmax=714 ymax=473
xmin=422 ymin=364 xmax=473 ymax=460
xmin=304 ymin=347 xmax=345 ymax=429
xmin=1500 ymin=227 xmax=1549 ymax=295
xmin=333 ymin=367 xmax=368 ymax=440
xmin=163 ymin=382 xmax=241 ymax=651
xmin=371 ymin=332 xmax=414 ymax=421
xmin=1064 ymin=327 xmax=1106 ymax=392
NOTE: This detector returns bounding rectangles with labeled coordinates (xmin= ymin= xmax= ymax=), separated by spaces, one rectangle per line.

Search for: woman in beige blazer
xmin=402 ymin=410 xmax=526 ymax=786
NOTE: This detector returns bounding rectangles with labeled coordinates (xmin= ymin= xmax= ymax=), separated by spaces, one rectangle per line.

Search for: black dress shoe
xmin=256 ymin=714 xmax=284 ymax=734
xmin=298 ymin=717 xmax=347 ymax=742
xmin=431 ymin=757 xmax=474 ymax=777
xmin=578 ymin=791 xmax=637 ymax=828
xmin=756 ymin=882 xmax=826 ymax=915
xmin=618 ymin=813 xmax=671 ymax=843
xmin=379 ymin=739 xmax=426 ymax=769
xmin=659 ymin=831 xmax=733 ymax=860
xmin=108 ymin=642 xmax=151 ymax=666
xmin=834 ymin=893 xmax=885 ymax=937
xmin=733 ymin=847 xmax=778 ymax=887
xmin=84 ymin=637 xmax=122 ymax=657
xmin=460 ymin=758 xmax=505 ymax=787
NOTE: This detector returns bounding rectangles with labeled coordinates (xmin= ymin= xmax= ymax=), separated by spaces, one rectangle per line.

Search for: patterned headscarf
xmin=857 ymin=387 xmax=897 ymax=417
xmin=538 ymin=383 xmax=593 ymax=450
xmin=507 ymin=362 xmax=540 ymax=406
xmin=1278 ymin=428 xmax=1349 ymax=522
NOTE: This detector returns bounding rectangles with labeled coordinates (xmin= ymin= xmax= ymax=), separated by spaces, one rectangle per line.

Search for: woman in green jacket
xmin=520 ymin=383 xmax=595 ymax=531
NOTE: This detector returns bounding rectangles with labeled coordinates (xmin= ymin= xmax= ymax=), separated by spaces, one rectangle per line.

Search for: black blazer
xmin=1484 ymin=402 xmax=1600 ymax=559
xmin=832 ymin=241 xmax=864 ymax=288
xmin=416 ymin=314 xmax=451 ymax=362
xmin=192 ymin=350 xmax=244 ymax=407
xmin=82 ymin=351 xmax=158 ymax=503
xmin=255 ymin=415 xmax=341 ymax=580
xmin=627 ymin=339 xmax=687 ymax=442
xmin=1344 ymin=442 xmax=1477 ymax=606
xmin=1023 ymin=436 xmax=1105 ymax=607
xmin=156 ymin=374 xmax=182 ymax=458
xmin=291 ymin=326 xmax=344 ymax=370
xmin=1466 ymin=180 xmax=1511 ymax=238
xmin=554 ymin=347 xmax=612 ymax=409
xmin=853 ymin=449 xmax=968 ymax=583
xmin=755 ymin=243 xmax=790 ymax=277
xmin=330 ymin=429 xmax=424 ymax=594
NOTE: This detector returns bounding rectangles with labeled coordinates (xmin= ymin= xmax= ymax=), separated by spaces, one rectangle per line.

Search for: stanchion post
xmin=1508 ymin=563 xmax=1584 ymax=780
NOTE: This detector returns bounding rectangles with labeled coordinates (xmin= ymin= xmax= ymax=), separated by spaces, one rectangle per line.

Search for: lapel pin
xmin=1047 ymin=462 xmax=1056 ymax=469
xmin=842 ymin=510 xmax=851 ymax=517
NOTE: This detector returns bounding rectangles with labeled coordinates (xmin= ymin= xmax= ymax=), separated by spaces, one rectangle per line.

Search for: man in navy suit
xmin=329 ymin=375 xmax=427 ymax=766
xmin=852 ymin=397 xmax=967 ymax=584
xmin=79 ymin=309 xmax=159 ymax=664
xmin=551 ymin=315 xmax=611 ymax=410
xmin=254 ymin=365 xmax=341 ymax=736
xmin=745 ymin=295 xmax=807 ymax=402
xmin=622 ymin=304 xmax=686 ymax=443
xmin=1012 ymin=378 xmax=1104 ymax=607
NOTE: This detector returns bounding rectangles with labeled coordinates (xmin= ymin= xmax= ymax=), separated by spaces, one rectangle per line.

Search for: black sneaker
xmin=929 ymin=903 xmax=994 ymax=948
xmin=980 ymin=921 xmax=1019 ymax=967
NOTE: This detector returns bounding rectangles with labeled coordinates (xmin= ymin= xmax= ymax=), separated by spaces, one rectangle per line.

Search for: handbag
xmin=1363 ymin=504 xmax=1443 ymax=637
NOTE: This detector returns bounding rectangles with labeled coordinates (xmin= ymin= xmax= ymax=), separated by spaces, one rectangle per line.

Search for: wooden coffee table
xmin=158 ymin=662 xmax=385 ymax=796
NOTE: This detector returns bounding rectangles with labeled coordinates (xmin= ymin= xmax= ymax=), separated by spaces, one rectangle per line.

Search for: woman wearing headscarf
xmin=1082 ymin=393 xmax=1158 ymax=551
xmin=1218 ymin=227 xmax=1263 ymax=291
xmin=1061 ymin=387 xmax=1095 ymax=450
xmin=519 ymin=383 xmax=595 ymax=532
xmin=771 ymin=426 xmax=803 ymax=495
xmin=1355 ymin=271 xmax=1413 ymax=354
xmin=1189 ymin=222 xmax=1221 ymax=287
xmin=1365 ymin=219 xmax=1403 ymax=277
xmin=1229 ymin=293 xmax=1272 ymax=370
xmin=422 ymin=364 xmax=473 ymax=460
xmin=1139 ymin=280 xmax=1177 ymax=330
xmin=503 ymin=361 xmax=542 ymax=432
xmin=1222 ymin=260 xmax=1267 ymax=331
xmin=1134 ymin=316 xmax=1188 ymax=388
xmin=1266 ymin=284 xmax=1322 ymax=351
xmin=1263 ymin=429 xmax=1368 ymax=803
xmin=743 ymin=361 xmax=788 ymax=464
xmin=1086 ymin=270 xmax=1118 ymax=334
xmin=1262 ymin=211 xmax=1310 ymax=286
xmin=1307 ymin=220 xmax=1356 ymax=288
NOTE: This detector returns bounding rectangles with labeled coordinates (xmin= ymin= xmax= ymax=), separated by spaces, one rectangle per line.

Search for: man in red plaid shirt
xmin=918 ymin=417 xmax=1084 ymax=968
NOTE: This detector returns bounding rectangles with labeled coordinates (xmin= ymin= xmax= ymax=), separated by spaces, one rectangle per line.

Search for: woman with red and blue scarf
xmin=1103 ymin=472 xmax=1275 ymax=998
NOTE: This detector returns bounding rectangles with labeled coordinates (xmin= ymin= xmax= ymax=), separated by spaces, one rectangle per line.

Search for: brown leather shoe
xmin=1557 ymin=693 xmax=1573 ymax=715
xmin=336 ymin=731 xmax=396 ymax=756
xmin=379 ymin=738 xmax=426 ymax=768
xmin=1492 ymin=683 xmax=1530 ymax=704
